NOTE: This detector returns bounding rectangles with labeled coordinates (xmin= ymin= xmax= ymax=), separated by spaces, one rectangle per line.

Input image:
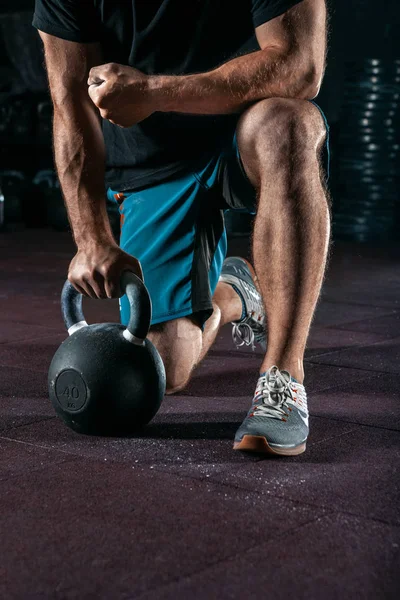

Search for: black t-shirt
xmin=33 ymin=0 xmax=302 ymax=191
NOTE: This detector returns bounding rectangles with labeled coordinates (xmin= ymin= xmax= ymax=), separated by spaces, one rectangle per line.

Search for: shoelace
xmin=251 ymin=366 xmax=295 ymax=420
xmin=231 ymin=315 xmax=265 ymax=351
xmin=232 ymin=321 xmax=256 ymax=350
xmin=224 ymin=267 xmax=265 ymax=351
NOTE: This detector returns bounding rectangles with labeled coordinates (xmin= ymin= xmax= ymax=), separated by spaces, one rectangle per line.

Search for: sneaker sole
xmin=233 ymin=435 xmax=306 ymax=456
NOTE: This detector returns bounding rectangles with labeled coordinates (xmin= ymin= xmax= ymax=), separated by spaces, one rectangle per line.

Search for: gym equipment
xmin=334 ymin=58 xmax=400 ymax=241
xmin=0 ymin=170 xmax=26 ymax=226
xmin=36 ymin=100 xmax=52 ymax=144
xmin=38 ymin=170 xmax=70 ymax=231
xmin=0 ymin=94 xmax=33 ymax=142
xmin=21 ymin=170 xmax=46 ymax=228
xmin=32 ymin=168 xmax=125 ymax=235
xmin=32 ymin=169 xmax=66 ymax=230
xmin=48 ymin=272 xmax=166 ymax=435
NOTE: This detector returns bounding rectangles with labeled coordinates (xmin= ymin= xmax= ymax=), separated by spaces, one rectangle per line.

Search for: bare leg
xmin=149 ymin=98 xmax=330 ymax=391
xmin=197 ymin=282 xmax=242 ymax=362
xmin=148 ymin=317 xmax=203 ymax=394
xmin=148 ymin=284 xmax=242 ymax=394
xmin=237 ymin=98 xmax=330 ymax=383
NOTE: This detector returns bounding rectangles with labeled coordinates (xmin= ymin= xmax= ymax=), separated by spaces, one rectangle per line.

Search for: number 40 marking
xmin=62 ymin=386 xmax=80 ymax=399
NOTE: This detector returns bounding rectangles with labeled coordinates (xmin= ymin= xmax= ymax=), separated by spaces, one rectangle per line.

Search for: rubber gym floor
xmin=1 ymin=229 xmax=399 ymax=599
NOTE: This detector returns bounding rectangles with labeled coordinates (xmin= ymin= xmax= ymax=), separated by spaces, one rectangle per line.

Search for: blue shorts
xmin=107 ymin=102 xmax=330 ymax=329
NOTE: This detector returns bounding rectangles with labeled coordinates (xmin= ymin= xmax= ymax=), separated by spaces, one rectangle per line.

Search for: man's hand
xmin=88 ymin=63 xmax=157 ymax=127
xmin=68 ymin=241 xmax=144 ymax=299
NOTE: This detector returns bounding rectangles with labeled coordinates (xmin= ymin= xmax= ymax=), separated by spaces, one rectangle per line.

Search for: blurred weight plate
xmin=335 ymin=58 xmax=400 ymax=242
xmin=342 ymin=99 xmax=400 ymax=107
xmin=334 ymin=216 xmax=395 ymax=227
xmin=341 ymin=191 xmax=400 ymax=201
xmin=339 ymin=162 xmax=400 ymax=171
xmin=336 ymin=201 xmax=398 ymax=211
xmin=338 ymin=145 xmax=400 ymax=154
xmin=37 ymin=100 xmax=53 ymax=143
xmin=0 ymin=170 xmax=26 ymax=225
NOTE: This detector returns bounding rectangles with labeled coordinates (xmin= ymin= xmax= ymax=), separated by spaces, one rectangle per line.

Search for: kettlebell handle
xmin=61 ymin=271 xmax=152 ymax=344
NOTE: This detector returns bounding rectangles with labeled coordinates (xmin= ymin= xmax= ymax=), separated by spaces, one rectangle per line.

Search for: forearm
xmin=53 ymin=99 xmax=114 ymax=248
xmin=150 ymin=47 xmax=317 ymax=115
xmin=87 ymin=1 xmax=326 ymax=126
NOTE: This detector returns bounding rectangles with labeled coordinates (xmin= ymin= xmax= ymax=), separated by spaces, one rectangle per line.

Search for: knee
xmin=237 ymin=98 xmax=326 ymax=174
xmin=160 ymin=351 xmax=193 ymax=394
xmin=165 ymin=370 xmax=191 ymax=395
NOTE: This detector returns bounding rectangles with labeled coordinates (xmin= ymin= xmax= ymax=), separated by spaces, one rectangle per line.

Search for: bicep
xmin=255 ymin=0 xmax=327 ymax=70
xmin=39 ymin=32 xmax=103 ymax=106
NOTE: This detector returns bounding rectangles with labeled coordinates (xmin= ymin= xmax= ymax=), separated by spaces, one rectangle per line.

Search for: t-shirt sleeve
xmin=252 ymin=0 xmax=304 ymax=28
xmin=32 ymin=0 xmax=101 ymax=43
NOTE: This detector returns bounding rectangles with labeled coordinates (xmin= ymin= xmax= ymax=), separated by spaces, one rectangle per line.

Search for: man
xmin=33 ymin=0 xmax=330 ymax=456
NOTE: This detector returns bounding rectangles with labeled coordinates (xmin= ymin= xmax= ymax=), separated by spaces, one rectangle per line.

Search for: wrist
xmin=75 ymin=229 xmax=116 ymax=251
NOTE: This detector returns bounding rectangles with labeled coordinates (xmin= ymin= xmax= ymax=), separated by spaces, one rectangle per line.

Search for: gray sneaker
xmin=219 ymin=256 xmax=266 ymax=351
xmin=233 ymin=366 xmax=309 ymax=456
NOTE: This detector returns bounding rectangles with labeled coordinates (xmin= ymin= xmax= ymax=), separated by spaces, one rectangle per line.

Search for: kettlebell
xmin=48 ymin=272 xmax=166 ymax=435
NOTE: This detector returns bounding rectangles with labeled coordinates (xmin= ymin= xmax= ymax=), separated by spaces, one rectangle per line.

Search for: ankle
xmin=260 ymin=358 xmax=304 ymax=384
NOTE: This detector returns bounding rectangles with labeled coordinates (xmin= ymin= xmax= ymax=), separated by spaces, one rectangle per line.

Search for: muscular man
xmin=33 ymin=0 xmax=330 ymax=456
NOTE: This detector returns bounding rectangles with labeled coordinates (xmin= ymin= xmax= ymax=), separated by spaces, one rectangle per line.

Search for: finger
xmin=68 ymin=273 xmax=90 ymax=297
xmin=71 ymin=281 xmax=90 ymax=298
xmin=89 ymin=80 xmax=113 ymax=111
xmin=100 ymin=108 xmax=112 ymax=121
xmin=107 ymin=267 xmax=137 ymax=298
xmin=104 ymin=278 xmax=120 ymax=299
xmin=78 ymin=277 xmax=101 ymax=299
xmin=87 ymin=65 xmax=106 ymax=87
xmin=84 ymin=276 xmax=107 ymax=299
xmin=88 ymin=83 xmax=105 ymax=107
xmin=91 ymin=271 xmax=108 ymax=299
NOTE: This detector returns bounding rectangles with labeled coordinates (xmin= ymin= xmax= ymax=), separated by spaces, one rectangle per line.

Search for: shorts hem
xmin=150 ymin=303 xmax=213 ymax=326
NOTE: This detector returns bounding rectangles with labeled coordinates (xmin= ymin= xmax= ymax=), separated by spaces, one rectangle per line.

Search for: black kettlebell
xmin=48 ymin=272 xmax=166 ymax=435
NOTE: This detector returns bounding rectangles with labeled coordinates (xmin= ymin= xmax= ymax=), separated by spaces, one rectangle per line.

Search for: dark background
xmin=0 ymin=1 xmax=399 ymax=241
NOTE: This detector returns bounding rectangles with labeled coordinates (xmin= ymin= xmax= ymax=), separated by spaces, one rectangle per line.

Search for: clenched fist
xmin=88 ymin=63 xmax=157 ymax=127
xmin=68 ymin=241 xmax=144 ymax=299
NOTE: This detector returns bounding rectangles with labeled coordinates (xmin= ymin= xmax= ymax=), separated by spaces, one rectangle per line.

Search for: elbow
xmin=300 ymin=81 xmax=322 ymax=101
xmin=297 ymin=84 xmax=321 ymax=101
xmin=296 ymin=64 xmax=324 ymax=100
